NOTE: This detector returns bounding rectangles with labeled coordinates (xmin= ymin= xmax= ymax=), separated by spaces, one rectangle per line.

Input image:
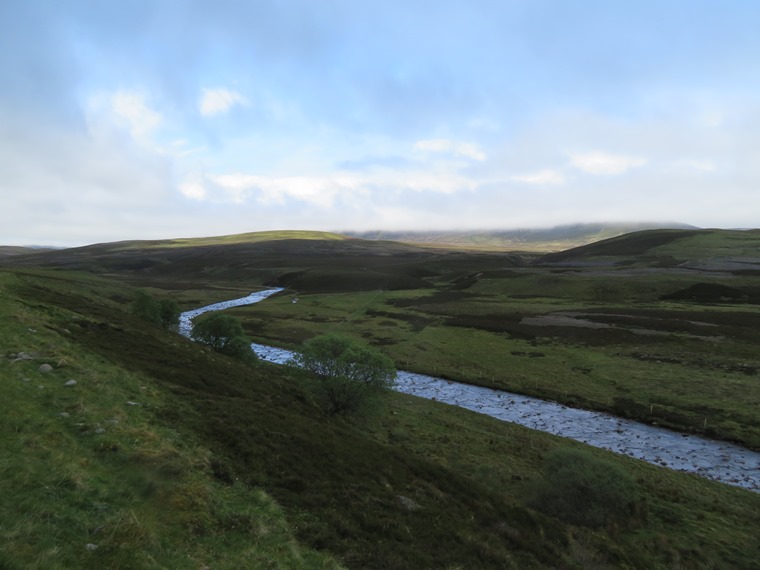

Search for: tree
xmin=290 ymin=334 xmax=396 ymax=416
xmin=131 ymin=290 xmax=161 ymax=325
xmin=132 ymin=290 xmax=180 ymax=330
xmin=158 ymin=299 xmax=180 ymax=330
xmin=191 ymin=313 xmax=256 ymax=362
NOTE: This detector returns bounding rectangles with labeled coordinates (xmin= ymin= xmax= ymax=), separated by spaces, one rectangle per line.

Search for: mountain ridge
xmin=344 ymin=222 xmax=698 ymax=251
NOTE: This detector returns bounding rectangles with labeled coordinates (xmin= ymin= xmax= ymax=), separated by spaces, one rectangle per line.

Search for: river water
xmin=181 ymin=288 xmax=760 ymax=492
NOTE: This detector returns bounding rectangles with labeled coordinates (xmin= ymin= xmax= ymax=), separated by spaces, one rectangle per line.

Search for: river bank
xmin=183 ymin=289 xmax=760 ymax=492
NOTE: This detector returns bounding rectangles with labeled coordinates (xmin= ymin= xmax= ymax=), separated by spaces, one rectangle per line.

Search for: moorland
xmin=2 ymin=227 xmax=760 ymax=568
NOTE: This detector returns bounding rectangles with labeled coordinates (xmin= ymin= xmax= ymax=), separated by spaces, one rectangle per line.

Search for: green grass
xmin=0 ymin=269 xmax=342 ymax=569
xmin=236 ymin=266 xmax=760 ymax=448
xmin=2 ymin=267 xmax=759 ymax=568
xmin=2 ymin=269 xmax=571 ymax=568
xmin=3 ymin=229 xmax=760 ymax=568
xmin=369 ymin=391 xmax=760 ymax=568
xmin=539 ymin=228 xmax=760 ymax=266
xmin=651 ymin=229 xmax=760 ymax=261
xmin=11 ymin=230 xmax=759 ymax=446
xmin=128 ymin=230 xmax=349 ymax=249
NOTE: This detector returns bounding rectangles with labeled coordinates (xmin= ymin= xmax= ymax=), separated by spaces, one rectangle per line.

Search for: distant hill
xmin=536 ymin=228 xmax=760 ymax=272
xmin=8 ymin=226 xmax=759 ymax=291
xmin=0 ymin=229 xmax=524 ymax=292
xmin=345 ymin=222 xmax=697 ymax=252
xmin=0 ymin=246 xmax=55 ymax=260
xmin=0 ymin=230 xmax=352 ymax=272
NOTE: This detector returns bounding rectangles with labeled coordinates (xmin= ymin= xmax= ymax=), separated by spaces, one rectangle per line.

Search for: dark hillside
xmin=0 ymin=246 xmax=55 ymax=260
xmin=537 ymin=229 xmax=705 ymax=264
xmin=536 ymin=228 xmax=760 ymax=271
xmin=4 ymin=232 xmax=527 ymax=293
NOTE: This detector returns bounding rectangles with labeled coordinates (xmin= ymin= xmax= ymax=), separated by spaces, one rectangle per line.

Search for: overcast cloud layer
xmin=1 ymin=0 xmax=759 ymax=246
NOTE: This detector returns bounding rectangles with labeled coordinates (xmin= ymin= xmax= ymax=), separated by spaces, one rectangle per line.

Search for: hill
xmin=0 ymin=246 xmax=55 ymax=260
xmin=346 ymin=223 xmax=697 ymax=252
xmin=4 ymin=227 xmax=760 ymax=567
xmin=2 ymin=267 xmax=759 ymax=569
xmin=2 ymin=230 xmax=528 ymax=293
xmin=536 ymin=228 xmax=760 ymax=272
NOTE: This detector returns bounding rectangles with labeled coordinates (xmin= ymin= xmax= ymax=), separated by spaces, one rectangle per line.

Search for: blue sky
xmin=1 ymin=0 xmax=759 ymax=246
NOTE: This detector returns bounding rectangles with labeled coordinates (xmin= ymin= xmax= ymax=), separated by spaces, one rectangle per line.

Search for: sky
xmin=1 ymin=0 xmax=759 ymax=247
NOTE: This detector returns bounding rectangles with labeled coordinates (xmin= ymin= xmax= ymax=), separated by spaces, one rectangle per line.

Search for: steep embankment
xmin=0 ymin=268 xmax=342 ymax=569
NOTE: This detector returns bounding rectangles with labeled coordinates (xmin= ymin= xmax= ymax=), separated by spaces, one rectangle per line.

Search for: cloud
xmin=181 ymin=164 xmax=481 ymax=209
xmin=0 ymin=109 xmax=174 ymax=246
xmin=674 ymin=159 xmax=716 ymax=173
xmin=85 ymin=90 xmax=163 ymax=147
xmin=199 ymin=88 xmax=248 ymax=117
xmin=413 ymin=138 xmax=486 ymax=161
xmin=337 ymin=155 xmax=412 ymax=171
xmin=568 ymin=151 xmax=646 ymax=175
xmin=3 ymin=2 xmax=760 ymax=247
xmin=179 ymin=177 xmax=207 ymax=200
xmin=512 ymin=169 xmax=565 ymax=185
xmin=110 ymin=90 xmax=162 ymax=137
xmin=166 ymin=139 xmax=206 ymax=158
xmin=205 ymin=173 xmax=362 ymax=207
xmin=378 ymin=170 xmax=479 ymax=194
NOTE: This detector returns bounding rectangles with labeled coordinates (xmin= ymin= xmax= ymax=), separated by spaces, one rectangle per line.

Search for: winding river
xmin=180 ymin=288 xmax=760 ymax=492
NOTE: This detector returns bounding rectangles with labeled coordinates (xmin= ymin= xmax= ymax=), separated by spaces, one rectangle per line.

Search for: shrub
xmin=132 ymin=291 xmax=180 ymax=330
xmin=131 ymin=290 xmax=161 ymax=325
xmin=290 ymin=334 xmax=396 ymax=416
xmin=528 ymin=447 xmax=639 ymax=529
xmin=158 ymin=299 xmax=180 ymax=330
xmin=191 ymin=314 xmax=256 ymax=362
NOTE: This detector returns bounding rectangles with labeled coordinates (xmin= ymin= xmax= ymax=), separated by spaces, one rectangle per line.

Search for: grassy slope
xmin=0 ymin=269 xmax=568 ymax=569
xmin=70 ymin=230 xmax=348 ymax=250
xmin=187 ymin=229 xmax=756 ymax=448
xmin=376 ymin=392 xmax=760 ymax=569
xmin=538 ymin=228 xmax=760 ymax=265
xmin=5 ymin=229 xmax=759 ymax=446
xmin=0 ymin=269 xmax=342 ymax=570
xmin=236 ymin=283 xmax=760 ymax=447
xmin=0 ymin=266 xmax=759 ymax=568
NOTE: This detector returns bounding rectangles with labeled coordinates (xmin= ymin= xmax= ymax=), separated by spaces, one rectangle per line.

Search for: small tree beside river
xmin=290 ymin=334 xmax=396 ymax=417
xmin=191 ymin=313 xmax=257 ymax=363
xmin=132 ymin=290 xmax=180 ymax=330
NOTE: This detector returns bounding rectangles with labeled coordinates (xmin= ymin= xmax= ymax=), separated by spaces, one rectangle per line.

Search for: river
xmin=180 ymin=288 xmax=760 ymax=492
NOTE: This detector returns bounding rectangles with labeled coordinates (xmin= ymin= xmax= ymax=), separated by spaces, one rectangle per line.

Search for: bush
xmin=290 ymin=334 xmax=395 ymax=416
xmin=158 ymin=299 xmax=180 ymax=330
xmin=528 ymin=447 xmax=639 ymax=529
xmin=132 ymin=291 xmax=180 ymax=330
xmin=131 ymin=290 xmax=161 ymax=325
xmin=191 ymin=314 xmax=256 ymax=362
